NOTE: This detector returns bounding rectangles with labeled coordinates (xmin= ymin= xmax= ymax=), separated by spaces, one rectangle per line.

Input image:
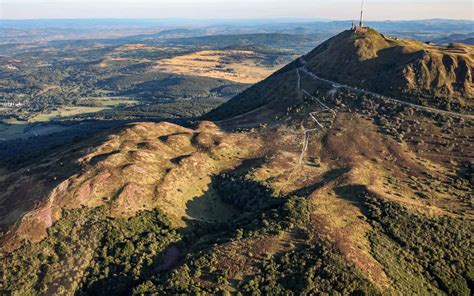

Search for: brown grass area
xmin=237 ymin=111 xmax=468 ymax=290
xmin=38 ymin=84 xmax=59 ymax=95
xmin=309 ymin=185 xmax=391 ymax=290
xmin=151 ymin=50 xmax=282 ymax=83
xmin=0 ymin=121 xmax=263 ymax=253
xmin=1 ymin=104 xmax=470 ymax=294
xmin=299 ymin=112 xmax=472 ymax=289
xmin=198 ymin=232 xmax=291 ymax=288
xmin=305 ymin=29 xmax=474 ymax=101
xmin=322 ymin=113 xmax=463 ymax=216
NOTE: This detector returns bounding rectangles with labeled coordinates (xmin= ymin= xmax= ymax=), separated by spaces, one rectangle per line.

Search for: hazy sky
xmin=1 ymin=0 xmax=473 ymax=20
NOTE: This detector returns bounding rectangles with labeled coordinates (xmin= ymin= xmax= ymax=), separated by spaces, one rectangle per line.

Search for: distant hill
xmin=0 ymin=56 xmax=23 ymax=72
xmin=98 ymin=72 xmax=248 ymax=100
xmin=163 ymin=33 xmax=321 ymax=53
xmin=430 ymin=32 xmax=474 ymax=45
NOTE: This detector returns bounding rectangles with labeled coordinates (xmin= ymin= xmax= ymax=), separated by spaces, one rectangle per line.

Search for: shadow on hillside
xmin=333 ymin=184 xmax=371 ymax=216
xmin=291 ymin=166 xmax=351 ymax=197
xmin=184 ymin=185 xmax=239 ymax=224
xmin=150 ymin=157 xmax=281 ymax=276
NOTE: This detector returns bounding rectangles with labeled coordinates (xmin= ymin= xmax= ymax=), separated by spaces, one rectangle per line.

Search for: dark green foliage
xmin=2 ymin=165 xmax=472 ymax=295
xmin=91 ymin=98 xmax=227 ymax=120
xmin=0 ymin=207 xmax=107 ymax=294
xmin=363 ymin=193 xmax=473 ymax=295
xmin=241 ymin=244 xmax=378 ymax=295
xmin=78 ymin=209 xmax=179 ymax=295
xmin=164 ymin=33 xmax=316 ymax=53
xmin=137 ymin=194 xmax=377 ymax=295
xmin=126 ymin=165 xmax=376 ymax=294
xmin=0 ymin=207 xmax=179 ymax=295
xmin=214 ymin=172 xmax=277 ymax=211
xmin=0 ymin=41 xmax=249 ymax=127
xmin=100 ymin=72 xmax=248 ymax=100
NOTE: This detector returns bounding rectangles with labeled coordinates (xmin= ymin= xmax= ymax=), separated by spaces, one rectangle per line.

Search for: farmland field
xmin=152 ymin=50 xmax=289 ymax=83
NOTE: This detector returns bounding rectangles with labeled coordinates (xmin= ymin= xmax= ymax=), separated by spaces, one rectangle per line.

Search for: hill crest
xmin=303 ymin=28 xmax=473 ymax=108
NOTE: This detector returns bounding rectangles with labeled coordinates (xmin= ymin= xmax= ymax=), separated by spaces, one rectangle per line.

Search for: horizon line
xmin=1 ymin=17 xmax=473 ymax=22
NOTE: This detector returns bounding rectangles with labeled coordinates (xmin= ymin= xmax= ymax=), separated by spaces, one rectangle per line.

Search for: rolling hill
xmin=0 ymin=28 xmax=473 ymax=295
xmin=163 ymin=33 xmax=318 ymax=53
xmin=431 ymin=32 xmax=474 ymax=45
xmin=209 ymin=28 xmax=473 ymax=120
xmin=303 ymin=29 xmax=473 ymax=107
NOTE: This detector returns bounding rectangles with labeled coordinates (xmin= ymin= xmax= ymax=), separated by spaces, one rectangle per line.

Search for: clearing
xmin=151 ymin=50 xmax=283 ymax=84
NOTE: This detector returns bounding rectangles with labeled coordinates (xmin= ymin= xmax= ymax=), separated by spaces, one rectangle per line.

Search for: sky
xmin=1 ymin=0 xmax=473 ymax=21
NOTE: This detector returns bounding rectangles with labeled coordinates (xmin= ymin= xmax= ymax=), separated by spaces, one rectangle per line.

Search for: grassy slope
xmin=304 ymin=29 xmax=473 ymax=108
xmin=208 ymin=28 xmax=474 ymax=122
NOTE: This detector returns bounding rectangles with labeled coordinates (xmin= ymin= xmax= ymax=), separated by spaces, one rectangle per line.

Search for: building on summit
xmin=351 ymin=0 xmax=368 ymax=33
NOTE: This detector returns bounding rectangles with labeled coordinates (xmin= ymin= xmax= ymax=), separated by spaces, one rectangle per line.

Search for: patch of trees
xmin=0 ymin=207 xmax=179 ymax=295
xmin=3 ymin=161 xmax=471 ymax=295
xmin=78 ymin=209 xmax=179 ymax=295
xmin=214 ymin=173 xmax=278 ymax=211
xmin=131 ymin=194 xmax=378 ymax=295
xmin=101 ymin=72 xmax=248 ymax=100
xmin=164 ymin=33 xmax=315 ymax=54
xmin=70 ymin=98 xmax=226 ymax=122
xmin=363 ymin=193 xmax=473 ymax=295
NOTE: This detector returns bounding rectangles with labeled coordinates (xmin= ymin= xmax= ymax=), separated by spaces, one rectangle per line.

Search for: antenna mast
xmin=359 ymin=0 xmax=364 ymax=27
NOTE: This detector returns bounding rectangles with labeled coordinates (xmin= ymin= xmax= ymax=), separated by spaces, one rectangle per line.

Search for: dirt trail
xmin=278 ymin=69 xmax=336 ymax=193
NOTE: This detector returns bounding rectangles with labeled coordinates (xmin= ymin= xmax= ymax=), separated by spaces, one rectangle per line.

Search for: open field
xmin=152 ymin=50 xmax=284 ymax=83
xmin=0 ymin=104 xmax=125 ymax=140
xmin=30 ymin=106 xmax=111 ymax=122
xmin=0 ymin=119 xmax=28 ymax=140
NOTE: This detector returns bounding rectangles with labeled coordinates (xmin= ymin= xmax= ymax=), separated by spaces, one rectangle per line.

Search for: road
xmin=299 ymin=58 xmax=474 ymax=120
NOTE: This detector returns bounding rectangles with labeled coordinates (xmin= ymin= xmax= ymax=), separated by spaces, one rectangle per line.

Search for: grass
xmin=0 ymin=107 xmax=108 ymax=140
xmin=151 ymin=50 xmax=283 ymax=83
xmin=88 ymin=97 xmax=138 ymax=107
xmin=30 ymin=106 xmax=111 ymax=122
xmin=0 ymin=119 xmax=28 ymax=140
xmin=0 ymin=99 xmax=137 ymax=140
xmin=185 ymin=185 xmax=238 ymax=223
xmin=1 ymin=58 xmax=473 ymax=293
xmin=303 ymin=29 xmax=474 ymax=107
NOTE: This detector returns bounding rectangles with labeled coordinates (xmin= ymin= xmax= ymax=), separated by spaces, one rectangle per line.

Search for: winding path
xmin=226 ymin=59 xmax=472 ymax=193
xmin=299 ymin=58 xmax=474 ymax=120
xmin=280 ymin=59 xmax=473 ymax=193
xmin=278 ymin=68 xmax=336 ymax=193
